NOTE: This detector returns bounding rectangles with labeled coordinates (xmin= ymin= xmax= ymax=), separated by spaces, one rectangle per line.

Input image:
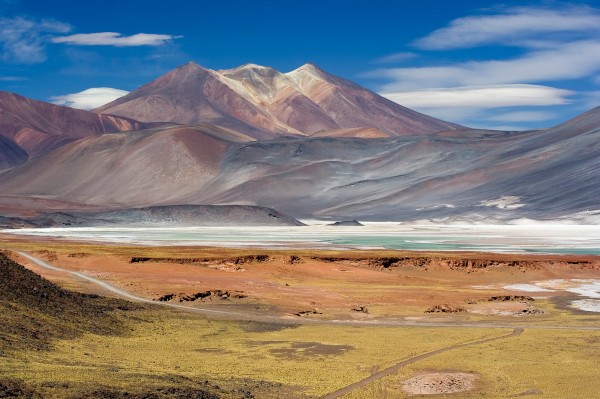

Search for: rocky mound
xmin=1 ymin=205 xmax=305 ymax=228
xmin=88 ymin=205 xmax=305 ymax=226
xmin=327 ymin=220 xmax=364 ymax=226
xmin=0 ymin=252 xmax=133 ymax=351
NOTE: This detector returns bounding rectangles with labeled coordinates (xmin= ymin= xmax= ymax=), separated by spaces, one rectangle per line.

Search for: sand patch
xmin=402 ymin=372 xmax=479 ymax=395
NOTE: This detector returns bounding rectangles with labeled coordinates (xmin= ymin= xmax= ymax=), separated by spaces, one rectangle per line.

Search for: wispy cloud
xmin=369 ymin=4 xmax=600 ymax=129
xmin=50 ymin=87 xmax=128 ymax=110
xmin=381 ymin=84 xmax=572 ymax=109
xmin=52 ymin=32 xmax=182 ymax=47
xmin=374 ymin=40 xmax=600 ymax=91
xmin=488 ymin=111 xmax=557 ymax=122
xmin=0 ymin=76 xmax=27 ymax=81
xmin=0 ymin=16 xmax=71 ymax=64
xmin=373 ymin=52 xmax=418 ymax=64
xmin=412 ymin=105 xmax=557 ymax=131
xmin=414 ymin=5 xmax=600 ymax=50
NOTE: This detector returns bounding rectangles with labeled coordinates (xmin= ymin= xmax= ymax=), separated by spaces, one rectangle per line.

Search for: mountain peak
xmin=176 ymin=60 xmax=210 ymax=73
xmin=288 ymin=62 xmax=326 ymax=76
xmin=299 ymin=62 xmax=321 ymax=71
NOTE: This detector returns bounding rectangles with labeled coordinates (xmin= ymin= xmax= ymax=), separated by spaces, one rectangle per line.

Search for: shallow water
xmin=3 ymin=223 xmax=600 ymax=254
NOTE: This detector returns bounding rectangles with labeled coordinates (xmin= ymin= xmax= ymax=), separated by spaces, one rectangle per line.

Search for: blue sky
xmin=1 ymin=0 xmax=600 ymax=130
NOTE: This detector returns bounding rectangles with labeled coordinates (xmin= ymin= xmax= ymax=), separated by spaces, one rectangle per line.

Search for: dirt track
xmin=320 ymin=327 xmax=524 ymax=398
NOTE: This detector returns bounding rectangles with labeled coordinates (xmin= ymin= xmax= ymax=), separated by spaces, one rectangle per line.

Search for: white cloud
xmin=50 ymin=87 xmax=129 ymax=110
xmin=391 ymin=105 xmax=562 ymax=131
xmin=373 ymin=52 xmax=418 ymax=64
xmin=52 ymin=32 xmax=181 ymax=47
xmin=381 ymin=84 xmax=572 ymax=109
xmin=375 ymin=40 xmax=600 ymax=91
xmin=367 ymin=5 xmax=600 ymax=130
xmin=414 ymin=6 xmax=600 ymax=50
xmin=0 ymin=16 xmax=71 ymax=64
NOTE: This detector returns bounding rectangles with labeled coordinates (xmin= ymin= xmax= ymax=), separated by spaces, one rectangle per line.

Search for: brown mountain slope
xmin=3 ymin=107 xmax=597 ymax=221
xmin=3 ymin=63 xmax=597 ymax=221
xmin=95 ymin=61 xmax=461 ymax=138
xmin=285 ymin=63 xmax=460 ymax=136
xmin=0 ymin=124 xmax=252 ymax=207
xmin=0 ymin=91 xmax=147 ymax=169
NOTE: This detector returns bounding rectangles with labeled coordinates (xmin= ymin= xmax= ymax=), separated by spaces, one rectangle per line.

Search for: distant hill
xmin=0 ymin=91 xmax=148 ymax=169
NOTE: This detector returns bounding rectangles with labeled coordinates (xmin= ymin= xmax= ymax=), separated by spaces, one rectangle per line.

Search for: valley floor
xmin=2 ymin=238 xmax=600 ymax=398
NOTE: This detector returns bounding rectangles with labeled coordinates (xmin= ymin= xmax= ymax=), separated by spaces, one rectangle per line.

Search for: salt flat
xmin=3 ymin=222 xmax=600 ymax=254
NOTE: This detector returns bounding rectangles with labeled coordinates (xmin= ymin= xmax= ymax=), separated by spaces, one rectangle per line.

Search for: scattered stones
xmin=518 ymin=307 xmax=544 ymax=315
xmin=157 ymin=294 xmax=176 ymax=302
xmin=237 ymin=389 xmax=255 ymax=399
xmin=67 ymin=253 xmax=90 ymax=258
xmin=487 ymin=295 xmax=534 ymax=302
xmin=232 ymin=255 xmax=269 ymax=264
xmin=294 ymin=310 xmax=322 ymax=317
xmin=130 ymin=257 xmax=152 ymax=263
xmin=286 ymin=255 xmax=302 ymax=264
xmin=154 ymin=291 xmax=247 ymax=303
xmin=180 ymin=291 xmax=213 ymax=302
xmin=130 ymin=255 xmax=269 ymax=265
xmin=425 ymin=304 xmax=466 ymax=313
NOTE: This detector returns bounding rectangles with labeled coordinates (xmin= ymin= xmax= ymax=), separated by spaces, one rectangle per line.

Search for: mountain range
xmin=0 ymin=61 xmax=598 ymax=223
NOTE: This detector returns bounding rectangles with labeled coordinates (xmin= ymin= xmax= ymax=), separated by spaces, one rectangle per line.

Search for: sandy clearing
xmin=402 ymin=372 xmax=479 ymax=395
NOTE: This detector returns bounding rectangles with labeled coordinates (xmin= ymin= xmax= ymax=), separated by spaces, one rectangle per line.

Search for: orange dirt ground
xmin=4 ymin=235 xmax=600 ymax=322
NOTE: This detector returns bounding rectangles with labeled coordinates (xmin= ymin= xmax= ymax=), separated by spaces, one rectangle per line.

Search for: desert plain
xmin=2 ymin=233 xmax=600 ymax=399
